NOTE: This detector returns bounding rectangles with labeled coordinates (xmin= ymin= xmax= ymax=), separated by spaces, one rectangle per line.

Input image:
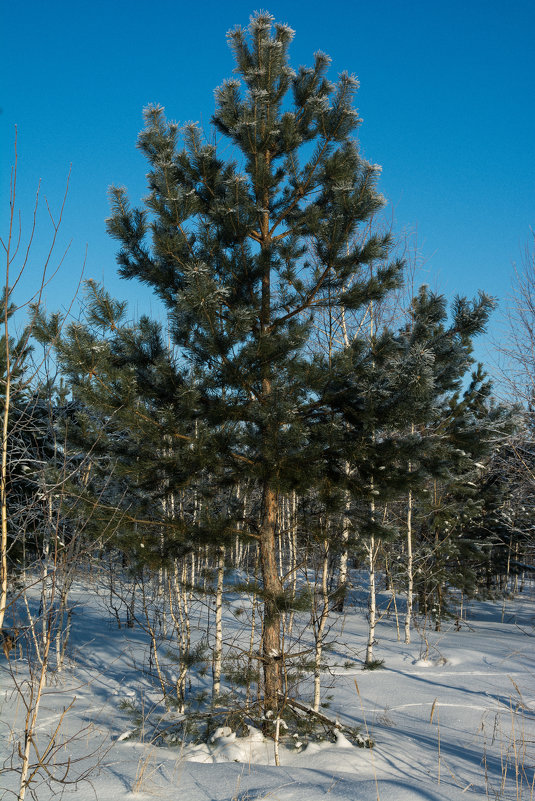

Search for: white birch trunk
xmin=313 ymin=539 xmax=330 ymax=712
xmin=212 ymin=546 xmax=225 ymax=699
xmin=17 ymin=628 xmax=51 ymax=801
xmin=365 ymin=297 xmax=378 ymax=666
xmin=365 ymin=534 xmax=377 ymax=665
xmin=245 ymin=557 xmax=259 ymax=712
xmin=0 ymin=362 xmax=10 ymax=632
xmin=168 ymin=560 xmax=191 ymax=714
xmin=287 ymin=491 xmax=298 ymax=637
xmin=404 ymin=486 xmax=414 ymax=644
xmin=335 ymin=478 xmax=351 ymax=612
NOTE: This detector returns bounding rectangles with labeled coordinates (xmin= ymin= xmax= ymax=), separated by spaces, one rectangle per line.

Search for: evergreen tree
xmin=53 ymin=12 xmax=410 ymax=718
xmin=396 ymin=288 xmax=513 ymax=627
xmin=467 ymin=425 xmax=530 ymax=596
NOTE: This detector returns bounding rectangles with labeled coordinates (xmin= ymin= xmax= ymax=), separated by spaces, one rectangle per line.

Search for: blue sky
xmin=2 ymin=0 xmax=534 ymax=370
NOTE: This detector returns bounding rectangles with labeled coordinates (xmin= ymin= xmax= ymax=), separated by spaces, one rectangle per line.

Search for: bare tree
xmin=500 ymin=230 xmax=535 ymax=404
xmin=493 ymin=230 xmax=535 ymax=575
xmin=0 ymin=131 xmax=108 ymax=801
xmin=0 ymin=129 xmax=77 ymax=633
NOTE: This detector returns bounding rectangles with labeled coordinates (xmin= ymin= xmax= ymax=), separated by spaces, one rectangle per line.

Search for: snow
xmin=1 ymin=579 xmax=533 ymax=801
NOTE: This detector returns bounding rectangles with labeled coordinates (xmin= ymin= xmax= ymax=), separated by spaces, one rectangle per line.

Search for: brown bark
xmin=259 ymin=481 xmax=284 ymax=719
xmin=255 ymin=146 xmax=286 ymax=720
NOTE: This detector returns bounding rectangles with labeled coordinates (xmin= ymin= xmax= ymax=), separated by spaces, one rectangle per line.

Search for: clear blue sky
xmin=2 ymin=0 xmax=534 ymax=369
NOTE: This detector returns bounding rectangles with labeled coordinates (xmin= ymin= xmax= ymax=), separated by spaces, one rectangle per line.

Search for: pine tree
xmin=80 ymin=12 xmax=408 ymax=718
xmin=396 ymin=288 xmax=513 ymax=628
xmin=319 ymin=298 xmax=438 ymax=661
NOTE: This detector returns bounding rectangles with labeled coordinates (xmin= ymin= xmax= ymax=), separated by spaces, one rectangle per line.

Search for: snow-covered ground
xmin=1 ymin=576 xmax=533 ymax=801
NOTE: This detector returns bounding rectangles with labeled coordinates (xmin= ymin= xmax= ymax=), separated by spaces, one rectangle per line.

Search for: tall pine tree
xmin=54 ymin=13 xmax=409 ymax=717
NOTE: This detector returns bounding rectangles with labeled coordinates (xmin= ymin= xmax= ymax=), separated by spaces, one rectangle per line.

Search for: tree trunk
xmin=212 ymin=546 xmax=225 ymax=699
xmin=259 ymin=481 xmax=284 ymax=718
xmin=0 ymin=347 xmax=10 ymax=633
xmin=313 ymin=539 xmax=330 ymax=711
xmin=287 ymin=490 xmax=298 ymax=637
xmin=334 ymin=476 xmax=351 ymax=613
xmin=404 ymin=487 xmax=414 ymax=644
xmin=365 ymin=534 xmax=377 ymax=665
